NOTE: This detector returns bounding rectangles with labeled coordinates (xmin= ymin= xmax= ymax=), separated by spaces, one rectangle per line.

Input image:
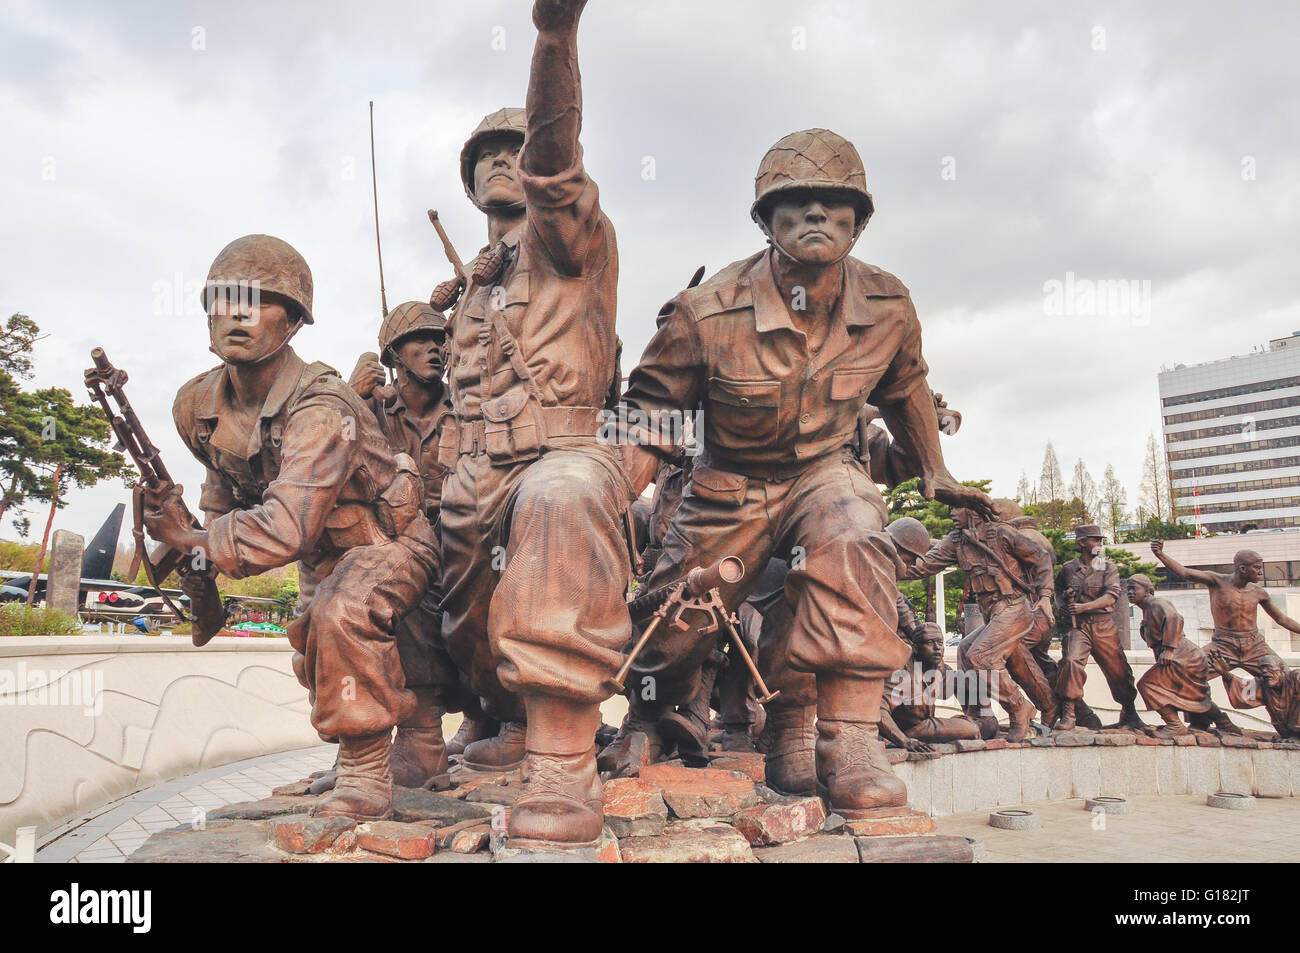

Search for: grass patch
xmin=0 ymin=603 xmax=83 ymax=636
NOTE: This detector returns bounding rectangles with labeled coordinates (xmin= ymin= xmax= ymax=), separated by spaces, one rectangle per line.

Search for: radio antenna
xmin=369 ymin=100 xmax=388 ymax=316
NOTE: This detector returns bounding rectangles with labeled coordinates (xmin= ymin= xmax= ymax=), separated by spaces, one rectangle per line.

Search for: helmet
xmin=750 ymin=129 xmax=874 ymax=242
xmin=379 ymin=301 xmax=447 ymax=367
xmin=991 ymin=498 xmax=1023 ymax=522
xmin=203 ymin=234 xmax=314 ymax=324
xmin=460 ymin=108 xmax=527 ymax=212
xmin=886 ymin=517 xmax=932 ymax=560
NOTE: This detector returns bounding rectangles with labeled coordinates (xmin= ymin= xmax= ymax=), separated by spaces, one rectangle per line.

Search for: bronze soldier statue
xmin=902 ymin=505 xmax=1056 ymax=742
xmin=1055 ymin=525 xmax=1142 ymax=730
xmin=433 ymin=0 xmax=633 ymax=849
xmin=880 ymin=622 xmax=983 ymax=749
xmin=611 ymin=127 xmax=994 ymax=816
xmin=1004 ymin=506 xmax=1104 ymax=731
xmin=346 ymin=302 xmax=479 ymax=785
xmin=1150 ymin=541 xmax=1293 ymax=683
xmin=147 ymin=234 xmax=438 ymax=821
xmin=739 ymin=518 xmax=933 ymax=795
xmin=1127 ymin=574 xmax=1239 ymax=737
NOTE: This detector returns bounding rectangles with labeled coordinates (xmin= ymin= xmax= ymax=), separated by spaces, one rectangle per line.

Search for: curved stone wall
xmin=891 ymin=740 xmax=1299 ymax=817
xmin=0 ymin=635 xmax=318 ymax=846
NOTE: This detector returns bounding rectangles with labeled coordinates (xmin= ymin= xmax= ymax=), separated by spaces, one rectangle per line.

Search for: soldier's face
xmin=952 ymin=507 xmax=973 ymax=529
xmin=473 ymin=136 xmax=524 ymax=208
xmin=918 ymin=633 xmax=944 ymax=666
xmin=207 ymin=290 xmax=294 ymax=364
xmin=1080 ymin=537 xmax=1103 ymax=558
xmin=766 ymin=191 xmax=858 ymax=265
xmin=394 ymin=330 xmax=446 ymax=381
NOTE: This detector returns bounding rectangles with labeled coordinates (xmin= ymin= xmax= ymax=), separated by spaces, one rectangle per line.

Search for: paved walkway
xmin=36 ymin=745 xmax=335 ymax=863
xmin=935 ymin=794 xmax=1300 ymax=862
xmin=36 ymin=748 xmax=1298 ymax=863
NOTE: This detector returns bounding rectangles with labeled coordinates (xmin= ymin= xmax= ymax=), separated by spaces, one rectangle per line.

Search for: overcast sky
xmin=3 ymin=0 xmax=1298 ymax=545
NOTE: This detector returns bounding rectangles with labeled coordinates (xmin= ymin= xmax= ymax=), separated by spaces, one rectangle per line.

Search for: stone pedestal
xmin=46 ymin=530 xmax=85 ymax=617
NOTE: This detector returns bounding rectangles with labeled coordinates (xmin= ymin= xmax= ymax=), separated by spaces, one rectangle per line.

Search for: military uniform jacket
xmin=622 ymin=250 xmax=930 ymax=479
xmin=366 ymin=388 xmax=455 ymax=517
xmin=173 ymin=349 xmax=419 ymax=579
xmin=446 ymin=150 xmax=618 ymax=464
xmin=1055 ymin=557 xmax=1122 ymax=617
xmin=907 ymin=522 xmax=1053 ymax=602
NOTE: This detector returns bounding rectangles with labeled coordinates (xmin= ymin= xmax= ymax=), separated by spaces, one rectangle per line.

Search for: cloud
xmin=2 ymin=0 xmax=1298 ymax=542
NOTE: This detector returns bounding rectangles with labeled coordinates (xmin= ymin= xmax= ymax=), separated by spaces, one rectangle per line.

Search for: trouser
xmin=899 ymin=715 xmax=983 ymax=743
xmin=440 ymin=438 xmax=633 ymax=719
xmin=955 ymin=596 xmax=1034 ymax=718
xmin=1056 ymin=613 xmax=1138 ymax=704
xmin=394 ymin=589 xmax=478 ymax=716
xmin=1004 ymin=601 xmax=1059 ymax=716
xmin=632 ymin=450 xmax=910 ymax=708
xmin=1203 ymin=628 xmax=1284 ymax=681
xmin=288 ymin=513 xmax=439 ymax=740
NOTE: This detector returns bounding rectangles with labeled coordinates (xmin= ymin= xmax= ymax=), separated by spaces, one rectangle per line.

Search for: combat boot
xmin=598 ymin=696 xmax=668 ymax=777
xmin=1053 ymin=700 xmax=1077 ymax=732
xmin=720 ymin=724 xmax=758 ymax=753
xmin=460 ymin=720 xmax=527 ymax=773
xmin=508 ymin=696 xmax=604 ymax=850
xmin=390 ymin=689 xmax=448 ymax=788
xmin=312 ymin=731 xmax=393 ymax=822
xmin=1149 ymin=705 xmax=1189 ymax=738
xmin=757 ymin=704 xmax=817 ymax=796
xmin=658 ymin=648 xmax=723 ymax=764
xmin=814 ymin=675 xmax=907 ymax=815
xmin=1109 ymin=702 xmax=1146 ymax=731
xmin=1004 ymin=700 xmax=1034 ymax=743
xmin=1076 ymin=700 xmax=1104 ymax=731
xmin=447 ymin=714 xmax=499 ymax=757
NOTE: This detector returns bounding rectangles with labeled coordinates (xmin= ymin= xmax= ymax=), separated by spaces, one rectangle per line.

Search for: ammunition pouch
xmin=323 ymin=453 xmax=422 ymax=550
xmin=482 ymin=391 xmax=543 ymax=464
xmin=460 ymin=402 xmax=605 ymax=465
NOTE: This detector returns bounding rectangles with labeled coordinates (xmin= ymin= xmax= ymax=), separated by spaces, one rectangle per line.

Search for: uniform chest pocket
xmin=830 ymin=365 xmax=886 ymax=401
xmin=705 ymin=377 xmax=780 ymax=451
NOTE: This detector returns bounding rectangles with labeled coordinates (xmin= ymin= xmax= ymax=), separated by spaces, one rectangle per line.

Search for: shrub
xmin=0 ymin=603 xmax=82 ymax=636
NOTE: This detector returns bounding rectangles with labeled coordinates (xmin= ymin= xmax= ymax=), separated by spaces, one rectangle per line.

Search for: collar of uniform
xmin=198 ymin=349 xmax=306 ymax=459
xmin=749 ymin=251 xmax=874 ymax=334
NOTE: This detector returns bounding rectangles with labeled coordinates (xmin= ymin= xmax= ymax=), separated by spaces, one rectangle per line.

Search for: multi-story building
xmin=1159 ymin=332 xmax=1300 ymax=533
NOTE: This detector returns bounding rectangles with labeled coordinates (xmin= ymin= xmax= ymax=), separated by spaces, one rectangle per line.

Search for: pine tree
xmin=1039 ymin=442 xmax=1065 ymax=502
xmin=1015 ymin=471 xmax=1033 ymax=505
xmin=1099 ymin=464 xmax=1129 ymax=540
xmin=1138 ymin=432 xmax=1173 ymax=522
xmin=1068 ymin=459 xmax=1098 ymax=521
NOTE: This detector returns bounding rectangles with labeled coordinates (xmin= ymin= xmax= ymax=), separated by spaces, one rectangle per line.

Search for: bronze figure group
xmin=104 ymin=0 xmax=1299 ymax=854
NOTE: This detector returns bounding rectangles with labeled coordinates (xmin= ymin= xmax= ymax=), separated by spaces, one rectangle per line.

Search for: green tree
xmin=1104 ymin=547 xmax=1160 ymax=580
xmin=1117 ymin=515 xmax=1196 ymax=543
xmin=0 ymin=313 xmax=44 ymax=379
xmin=0 ymin=316 xmax=130 ymax=532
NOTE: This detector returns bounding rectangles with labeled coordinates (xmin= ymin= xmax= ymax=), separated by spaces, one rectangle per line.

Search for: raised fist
xmin=349 ymin=352 xmax=385 ymax=399
xmin=533 ymin=0 xmax=587 ymax=31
